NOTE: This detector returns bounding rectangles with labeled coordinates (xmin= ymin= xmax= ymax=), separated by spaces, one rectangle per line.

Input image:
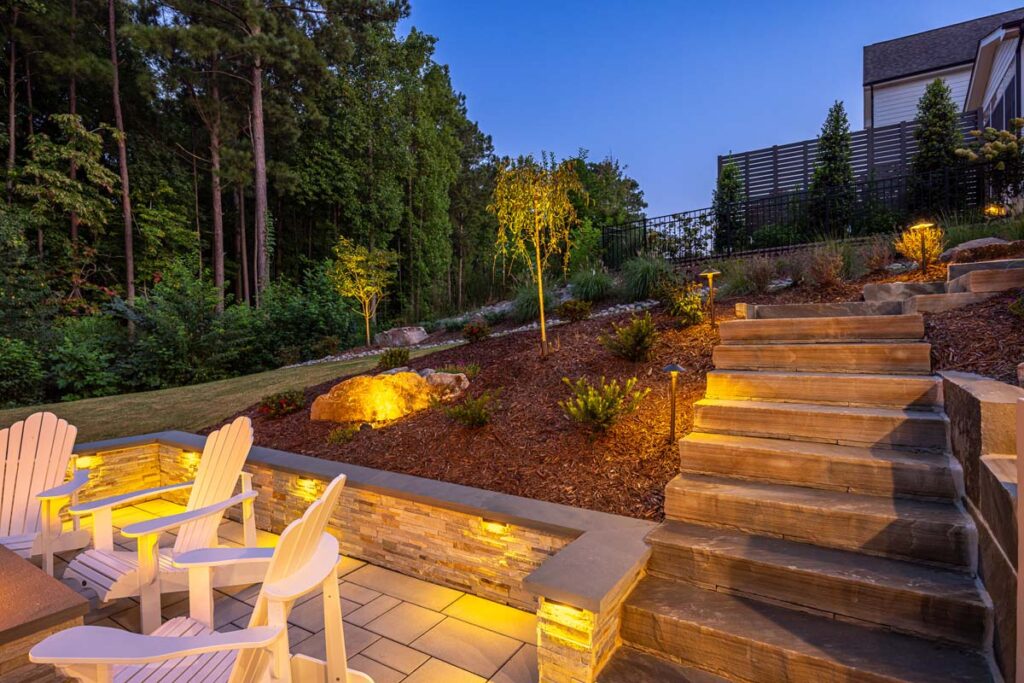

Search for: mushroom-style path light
xmin=663 ymin=363 xmax=685 ymax=443
xmin=700 ymin=269 xmax=721 ymax=325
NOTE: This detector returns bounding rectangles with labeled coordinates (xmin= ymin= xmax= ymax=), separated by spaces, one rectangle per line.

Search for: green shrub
xmin=805 ymin=244 xmax=846 ymax=289
xmin=310 ymin=336 xmax=340 ymax=359
xmin=257 ymin=390 xmax=305 ymax=418
xmin=570 ymin=268 xmax=613 ymax=302
xmin=559 ymin=376 xmax=649 ymax=432
xmin=445 ymin=391 xmax=498 ymax=427
xmin=0 ymin=337 xmax=43 ymax=408
xmin=600 ymin=312 xmax=659 ymax=361
xmin=326 ymin=425 xmax=358 ymax=445
xmin=462 ymin=320 xmax=491 ymax=343
xmin=512 ymin=282 xmax=556 ymax=323
xmin=556 ymin=299 xmax=592 ymax=323
xmin=663 ymin=283 xmax=705 ymax=326
xmin=483 ymin=310 xmax=508 ymax=326
xmin=861 ymin=234 xmax=895 ymax=273
xmin=777 ymin=254 xmax=806 ymax=286
xmin=49 ymin=315 xmax=125 ymax=401
xmin=745 ymin=256 xmax=777 ymax=294
xmin=442 ymin=318 xmax=465 ymax=333
xmin=714 ymin=259 xmax=753 ymax=297
xmin=749 ymin=224 xmax=800 ymax=249
xmin=438 ymin=363 xmax=481 ymax=379
xmin=621 ymin=255 xmax=675 ymax=301
xmin=377 ymin=347 xmax=410 ymax=370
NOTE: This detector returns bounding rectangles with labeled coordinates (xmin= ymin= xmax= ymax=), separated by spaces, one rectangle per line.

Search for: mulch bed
xmin=927 ymin=288 xmax=1024 ymax=385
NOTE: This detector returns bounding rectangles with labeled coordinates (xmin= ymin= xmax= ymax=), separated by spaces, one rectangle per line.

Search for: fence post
xmin=1017 ymin=397 xmax=1024 ymax=683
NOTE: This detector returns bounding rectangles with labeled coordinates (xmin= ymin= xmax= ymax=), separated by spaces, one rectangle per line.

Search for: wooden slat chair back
xmin=173 ymin=417 xmax=254 ymax=556
xmin=0 ymin=412 xmax=76 ymax=539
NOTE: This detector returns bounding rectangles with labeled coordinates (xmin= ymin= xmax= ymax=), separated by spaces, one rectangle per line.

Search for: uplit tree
xmin=489 ymin=153 xmax=585 ymax=355
xmin=329 ymin=236 xmax=398 ymax=347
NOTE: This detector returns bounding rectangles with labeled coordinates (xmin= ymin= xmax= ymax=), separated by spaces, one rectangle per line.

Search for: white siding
xmin=983 ymin=38 xmax=1017 ymax=106
xmin=872 ymin=66 xmax=973 ymax=127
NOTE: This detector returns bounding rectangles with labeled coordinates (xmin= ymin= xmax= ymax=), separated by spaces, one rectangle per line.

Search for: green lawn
xmin=0 ymin=347 xmax=448 ymax=443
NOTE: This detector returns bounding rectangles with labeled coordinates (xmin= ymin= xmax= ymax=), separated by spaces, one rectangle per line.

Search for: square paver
xmin=489 ymin=645 xmax=538 ymax=683
xmin=365 ymin=602 xmax=445 ymax=644
xmin=404 ymin=658 xmax=486 ymax=683
xmin=293 ymin=622 xmax=379 ymax=659
xmin=134 ymin=500 xmax=187 ymax=516
xmin=217 ymin=519 xmax=279 ymax=547
xmin=346 ymin=595 xmax=401 ymax=627
xmin=347 ymin=654 xmax=405 ymax=683
xmin=412 ymin=618 xmax=521 ymax=678
xmin=340 ymin=581 xmax=380 ymax=605
xmin=361 ymin=637 xmax=430 ymax=674
xmin=287 ymin=592 xmax=360 ymax=633
xmin=338 ymin=555 xmax=366 ymax=577
xmin=346 ymin=565 xmax=462 ymax=611
xmin=443 ymin=594 xmax=536 ymax=643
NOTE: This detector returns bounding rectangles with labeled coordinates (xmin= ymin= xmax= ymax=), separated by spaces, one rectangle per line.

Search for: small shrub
xmin=326 ymin=425 xmax=358 ymax=445
xmin=745 ymin=256 xmax=777 ymax=294
xmin=556 ymin=299 xmax=592 ymax=323
xmin=777 ymin=254 xmax=806 ymax=286
xmin=805 ymin=244 xmax=846 ymax=289
xmin=483 ymin=310 xmax=508 ymax=326
xmin=559 ymin=376 xmax=650 ymax=432
xmin=310 ymin=335 xmax=340 ymax=359
xmin=275 ymin=345 xmax=303 ymax=367
xmin=445 ymin=391 xmax=498 ymax=427
xmin=443 ymin=318 xmax=465 ymax=333
xmin=258 ymin=390 xmax=305 ymax=418
xmin=512 ymin=282 xmax=556 ymax=323
xmin=462 ymin=320 xmax=491 ymax=343
xmin=0 ymin=337 xmax=43 ymax=408
xmin=570 ymin=268 xmax=613 ymax=302
xmin=861 ymin=234 xmax=895 ymax=273
xmin=600 ymin=312 xmax=659 ymax=361
xmin=622 ymin=255 xmax=675 ymax=301
xmin=894 ymin=223 xmax=945 ymax=274
xmin=715 ymin=259 xmax=753 ymax=297
xmin=438 ymin=363 xmax=481 ymax=379
xmin=663 ymin=282 xmax=705 ymax=327
xmin=48 ymin=315 xmax=124 ymax=401
xmin=377 ymin=347 xmax=410 ymax=370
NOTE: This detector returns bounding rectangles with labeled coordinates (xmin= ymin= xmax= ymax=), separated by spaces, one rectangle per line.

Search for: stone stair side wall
xmin=942 ymin=371 xmax=1024 ymax=680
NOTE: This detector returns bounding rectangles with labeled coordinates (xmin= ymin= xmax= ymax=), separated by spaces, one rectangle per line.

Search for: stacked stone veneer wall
xmin=0 ymin=617 xmax=82 ymax=682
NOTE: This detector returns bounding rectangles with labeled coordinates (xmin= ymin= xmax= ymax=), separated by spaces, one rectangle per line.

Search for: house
xmin=864 ymin=7 xmax=1024 ymax=129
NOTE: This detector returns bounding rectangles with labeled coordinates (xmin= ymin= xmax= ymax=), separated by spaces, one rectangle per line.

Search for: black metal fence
xmin=601 ymin=163 xmax=996 ymax=269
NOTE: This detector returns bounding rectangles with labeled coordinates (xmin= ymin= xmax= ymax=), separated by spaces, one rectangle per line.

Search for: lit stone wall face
xmin=0 ymin=616 xmax=82 ymax=682
xmin=63 ymin=444 xmax=162 ymax=519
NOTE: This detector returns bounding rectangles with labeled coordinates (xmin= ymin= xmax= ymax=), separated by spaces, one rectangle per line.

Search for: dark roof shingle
xmin=864 ymin=8 xmax=1024 ymax=85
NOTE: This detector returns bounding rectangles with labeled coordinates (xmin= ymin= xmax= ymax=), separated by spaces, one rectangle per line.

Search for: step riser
xmin=748 ymin=301 xmax=904 ymax=319
xmin=664 ymin=483 xmax=975 ymax=568
xmin=719 ymin=315 xmax=924 ymax=344
xmin=647 ymin=542 xmax=988 ymax=647
xmin=964 ymin=267 xmax=1024 ymax=293
xmin=713 ymin=344 xmax=932 ymax=374
xmin=902 ymin=292 xmax=995 ymax=314
xmin=705 ymin=372 xmax=942 ymax=408
xmin=863 ymin=281 xmax=948 ymax=302
xmin=694 ymin=404 xmax=949 ymax=450
xmin=679 ymin=438 xmax=959 ymax=499
xmin=947 ymin=258 xmax=1024 ymax=280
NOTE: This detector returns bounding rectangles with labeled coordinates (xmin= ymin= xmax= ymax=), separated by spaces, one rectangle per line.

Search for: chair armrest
xmin=37 ymin=469 xmax=90 ymax=501
xmin=69 ymin=481 xmax=195 ymax=517
xmin=120 ymin=490 xmax=257 ymax=538
xmin=30 ymin=624 xmax=282 ymax=666
xmin=173 ymin=546 xmax=275 ymax=569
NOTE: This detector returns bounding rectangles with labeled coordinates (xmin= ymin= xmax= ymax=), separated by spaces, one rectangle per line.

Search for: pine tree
xmin=809 ymin=101 xmax=855 ymax=236
xmin=910 ymin=78 xmax=963 ymax=211
xmin=712 ymin=161 xmax=744 ymax=253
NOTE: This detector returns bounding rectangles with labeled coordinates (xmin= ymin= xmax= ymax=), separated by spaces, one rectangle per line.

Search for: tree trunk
xmin=191 ymin=132 xmax=201 ymax=272
xmin=209 ymin=80 xmax=224 ymax=311
xmin=250 ymin=39 xmax=269 ymax=297
xmin=108 ymin=0 xmax=134 ymax=305
xmin=5 ymin=6 xmax=18 ymax=203
xmin=69 ymin=0 xmax=79 ymax=243
xmin=237 ymin=186 xmax=250 ymax=304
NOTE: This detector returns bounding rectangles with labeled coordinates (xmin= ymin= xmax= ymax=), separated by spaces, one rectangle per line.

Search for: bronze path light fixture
xmin=663 ymin=363 xmax=685 ymax=443
xmin=700 ymin=269 xmax=721 ymax=325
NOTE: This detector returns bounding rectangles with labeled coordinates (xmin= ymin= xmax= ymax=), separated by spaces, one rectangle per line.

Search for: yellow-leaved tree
xmin=489 ymin=153 xmax=586 ymax=355
xmin=329 ymin=236 xmax=399 ymax=347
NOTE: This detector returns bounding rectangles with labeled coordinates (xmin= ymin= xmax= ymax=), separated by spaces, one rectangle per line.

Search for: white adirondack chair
xmin=31 ymin=474 xmax=373 ymax=683
xmin=0 ymin=412 xmax=90 ymax=576
xmin=62 ymin=416 xmax=264 ymax=634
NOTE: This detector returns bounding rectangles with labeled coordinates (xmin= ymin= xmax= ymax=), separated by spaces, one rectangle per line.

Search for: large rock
xmin=373 ymin=326 xmax=428 ymax=347
xmin=939 ymin=237 xmax=1010 ymax=262
xmin=310 ymin=370 xmax=469 ymax=423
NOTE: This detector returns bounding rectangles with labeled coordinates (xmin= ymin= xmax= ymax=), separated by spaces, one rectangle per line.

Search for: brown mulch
xmin=927 ymin=288 xmax=1024 ymax=385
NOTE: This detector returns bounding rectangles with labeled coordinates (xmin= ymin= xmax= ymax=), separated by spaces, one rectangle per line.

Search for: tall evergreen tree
xmin=912 ymin=78 xmax=961 ymax=175
xmin=712 ymin=161 xmax=744 ymax=253
xmin=809 ymin=100 xmax=855 ymax=235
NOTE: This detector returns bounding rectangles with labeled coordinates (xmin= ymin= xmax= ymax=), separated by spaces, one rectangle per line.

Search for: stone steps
xmin=596 ymin=646 xmax=731 ymax=683
xmin=719 ymin=314 xmax=923 ymax=344
xmin=678 ymin=432 xmax=961 ymax=499
xmin=693 ymin=399 xmax=949 ymax=450
xmin=863 ymin=281 xmax=947 ymax=302
xmin=713 ymin=342 xmax=932 ymax=374
xmin=646 ymin=521 xmax=990 ymax=648
xmin=663 ymin=474 xmax=976 ymax=568
xmin=947 ymin=257 xmax=1024 ymax=280
xmin=705 ymin=370 xmax=942 ymax=408
xmin=947 ymin=267 xmax=1024 ymax=294
xmin=620 ymin=577 xmax=994 ymax=683
xmin=903 ymin=292 xmax=995 ymax=314
xmin=739 ymin=300 xmax=903 ymax=320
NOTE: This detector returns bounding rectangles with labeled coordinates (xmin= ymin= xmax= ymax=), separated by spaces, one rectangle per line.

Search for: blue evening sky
xmin=399 ymin=1 xmax=1020 ymax=217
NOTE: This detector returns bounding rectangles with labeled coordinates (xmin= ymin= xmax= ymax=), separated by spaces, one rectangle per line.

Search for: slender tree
xmin=329 ymin=235 xmax=398 ymax=347
xmin=809 ymin=100 xmax=855 ymax=235
xmin=5 ymin=2 xmax=19 ymax=202
xmin=712 ymin=161 xmax=744 ymax=253
xmin=108 ymin=0 xmax=134 ymax=304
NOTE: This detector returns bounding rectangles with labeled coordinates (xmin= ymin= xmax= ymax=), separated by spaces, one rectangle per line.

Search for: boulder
xmin=426 ymin=372 xmax=469 ymax=399
xmin=311 ymin=372 xmax=433 ymax=423
xmin=940 ymin=237 xmax=1010 ymax=262
xmin=373 ymin=326 xmax=428 ymax=347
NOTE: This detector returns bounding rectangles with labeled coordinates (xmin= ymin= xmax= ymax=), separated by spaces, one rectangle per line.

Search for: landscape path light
xmin=700 ymin=269 xmax=721 ymax=325
xmin=663 ymin=363 xmax=686 ymax=444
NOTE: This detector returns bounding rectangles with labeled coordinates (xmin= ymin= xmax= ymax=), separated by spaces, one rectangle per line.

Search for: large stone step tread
xmin=647 ymin=521 xmax=990 ymax=647
xmin=597 ymin=646 xmax=731 ymax=683
xmin=713 ymin=343 xmax=932 ymax=374
xmin=863 ymin=281 xmax=947 ymax=302
xmin=719 ymin=314 xmax=924 ymax=344
xmin=621 ymin=577 xmax=993 ymax=683
xmin=747 ymin=300 xmax=904 ymax=319
xmin=705 ymin=370 xmax=942 ymax=408
xmin=679 ymin=432 xmax=959 ymax=499
xmin=693 ymin=399 xmax=949 ymax=450
xmin=902 ymin=292 xmax=994 ymax=314
xmin=664 ymin=474 xmax=975 ymax=568
xmin=947 ymin=257 xmax=1024 ymax=280
xmin=960 ymin=267 xmax=1024 ymax=293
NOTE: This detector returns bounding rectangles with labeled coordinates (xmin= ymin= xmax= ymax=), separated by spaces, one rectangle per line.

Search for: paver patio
xmin=53 ymin=500 xmax=538 ymax=683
